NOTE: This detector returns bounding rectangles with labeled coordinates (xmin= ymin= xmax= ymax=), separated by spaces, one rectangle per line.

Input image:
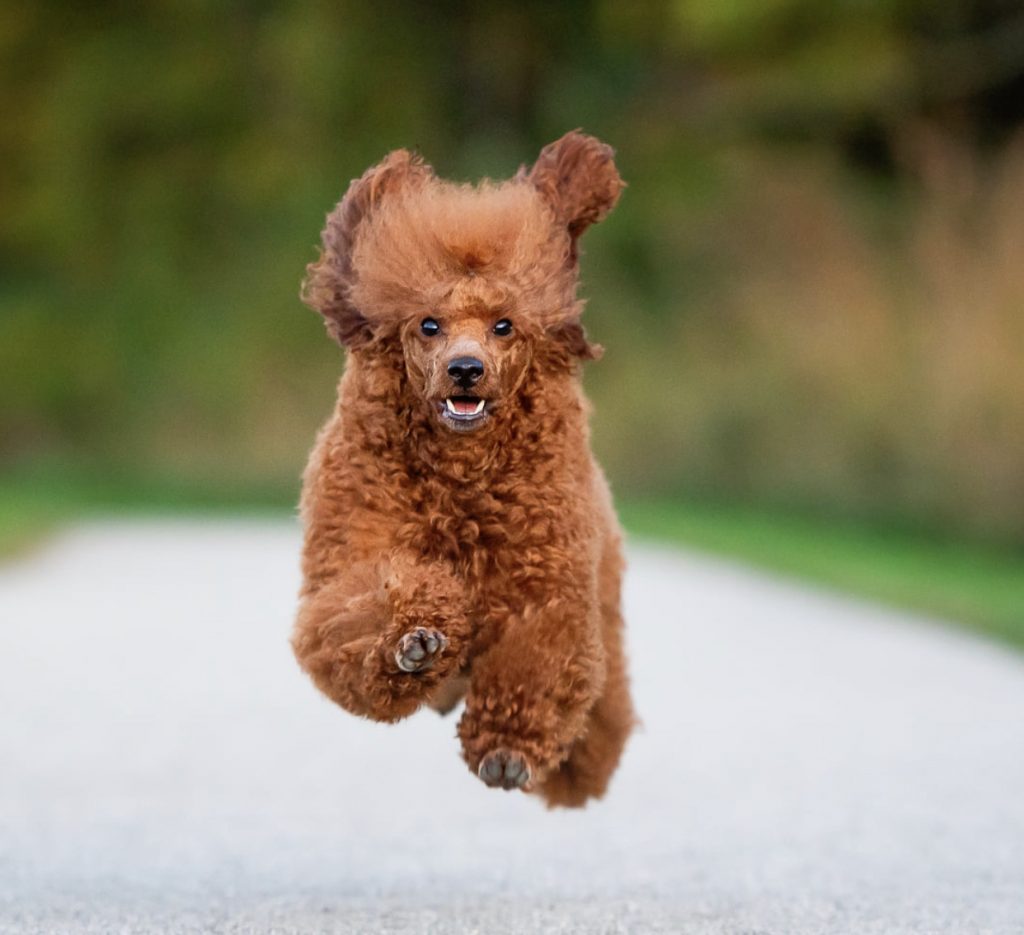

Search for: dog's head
xmin=303 ymin=131 xmax=624 ymax=434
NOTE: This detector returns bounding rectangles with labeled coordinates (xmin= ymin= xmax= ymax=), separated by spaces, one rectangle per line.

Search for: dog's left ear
xmin=525 ymin=129 xmax=625 ymax=263
xmin=546 ymin=319 xmax=604 ymax=365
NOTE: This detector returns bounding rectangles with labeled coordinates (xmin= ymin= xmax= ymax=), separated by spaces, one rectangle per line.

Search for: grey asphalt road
xmin=0 ymin=520 xmax=1022 ymax=934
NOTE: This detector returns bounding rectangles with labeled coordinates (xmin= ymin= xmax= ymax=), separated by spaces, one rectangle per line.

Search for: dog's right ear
xmin=302 ymin=150 xmax=433 ymax=348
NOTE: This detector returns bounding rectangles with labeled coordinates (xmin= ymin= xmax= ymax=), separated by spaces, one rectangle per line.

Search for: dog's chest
xmin=396 ymin=473 xmax=576 ymax=648
xmin=402 ymin=475 xmax=555 ymax=569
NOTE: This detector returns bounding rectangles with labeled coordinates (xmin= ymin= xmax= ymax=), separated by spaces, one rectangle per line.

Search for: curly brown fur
xmin=292 ymin=130 xmax=635 ymax=807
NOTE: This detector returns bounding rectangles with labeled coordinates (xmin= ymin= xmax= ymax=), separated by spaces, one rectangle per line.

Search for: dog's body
xmin=292 ymin=131 xmax=635 ymax=807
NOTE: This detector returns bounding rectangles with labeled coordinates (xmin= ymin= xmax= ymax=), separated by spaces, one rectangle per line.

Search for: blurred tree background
xmin=3 ymin=0 xmax=1024 ymax=547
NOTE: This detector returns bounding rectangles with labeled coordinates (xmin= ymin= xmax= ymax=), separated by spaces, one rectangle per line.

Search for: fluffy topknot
xmin=303 ymin=131 xmax=623 ymax=348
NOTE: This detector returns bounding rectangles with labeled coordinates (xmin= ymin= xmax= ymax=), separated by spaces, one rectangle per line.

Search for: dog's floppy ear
xmin=547 ymin=319 xmax=604 ymax=366
xmin=302 ymin=150 xmax=433 ymax=348
xmin=526 ymin=130 xmax=624 ymax=263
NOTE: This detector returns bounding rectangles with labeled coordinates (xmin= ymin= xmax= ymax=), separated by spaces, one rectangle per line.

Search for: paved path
xmin=0 ymin=520 xmax=1022 ymax=934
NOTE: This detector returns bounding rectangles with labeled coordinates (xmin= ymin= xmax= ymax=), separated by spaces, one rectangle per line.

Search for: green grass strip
xmin=619 ymin=499 xmax=1024 ymax=651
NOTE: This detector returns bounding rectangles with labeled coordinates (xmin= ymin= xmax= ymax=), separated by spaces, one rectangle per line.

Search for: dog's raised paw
xmin=394 ymin=627 xmax=448 ymax=673
xmin=477 ymin=748 xmax=532 ymax=790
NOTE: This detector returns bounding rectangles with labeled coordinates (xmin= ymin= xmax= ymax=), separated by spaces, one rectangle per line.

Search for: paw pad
xmin=394 ymin=627 xmax=448 ymax=673
xmin=477 ymin=748 xmax=532 ymax=790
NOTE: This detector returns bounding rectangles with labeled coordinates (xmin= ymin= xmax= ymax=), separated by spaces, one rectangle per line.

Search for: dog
xmin=292 ymin=130 xmax=635 ymax=807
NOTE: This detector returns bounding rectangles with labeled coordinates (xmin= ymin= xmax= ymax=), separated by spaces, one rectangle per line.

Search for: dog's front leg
xmin=458 ymin=591 xmax=605 ymax=793
xmin=292 ymin=556 xmax=471 ymax=722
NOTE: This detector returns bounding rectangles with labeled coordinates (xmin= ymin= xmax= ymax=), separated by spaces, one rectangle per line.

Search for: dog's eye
xmin=493 ymin=319 xmax=513 ymax=337
xmin=420 ymin=318 xmax=441 ymax=337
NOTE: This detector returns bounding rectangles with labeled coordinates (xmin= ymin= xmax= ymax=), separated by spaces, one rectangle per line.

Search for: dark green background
xmin=4 ymin=0 xmax=1024 ymax=548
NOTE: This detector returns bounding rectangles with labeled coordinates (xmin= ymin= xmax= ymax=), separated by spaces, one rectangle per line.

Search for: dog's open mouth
xmin=438 ymin=395 xmax=489 ymax=430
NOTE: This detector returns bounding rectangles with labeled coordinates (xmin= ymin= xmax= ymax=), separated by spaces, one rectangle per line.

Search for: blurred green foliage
xmin=2 ymin=0 xmax=1024 ymax=545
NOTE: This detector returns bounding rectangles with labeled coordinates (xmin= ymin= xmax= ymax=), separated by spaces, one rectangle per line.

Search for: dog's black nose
xmin=447 ymin=356 xmax=484 ymax=389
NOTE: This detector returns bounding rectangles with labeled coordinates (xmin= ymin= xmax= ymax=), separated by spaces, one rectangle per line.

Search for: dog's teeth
xmin=444 ymin=398 xmax=486 ymax=417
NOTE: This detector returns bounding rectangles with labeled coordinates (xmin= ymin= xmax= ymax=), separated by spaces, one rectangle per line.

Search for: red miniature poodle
xmin=292 ymin=130 xmax=635 ymax=807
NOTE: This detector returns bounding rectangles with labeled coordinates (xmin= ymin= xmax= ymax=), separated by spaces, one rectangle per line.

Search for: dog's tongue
xmin=451 ymin=398 xmax=478 ymax=415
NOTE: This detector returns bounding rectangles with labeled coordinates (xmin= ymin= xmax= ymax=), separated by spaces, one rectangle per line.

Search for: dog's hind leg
xmin=427 ymin=674 xmax=469 ymax=716
xmin=537 ymin=532 xmax=636 ymax=807
xmin=535 ymin=622 xmax=635 ymax=807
